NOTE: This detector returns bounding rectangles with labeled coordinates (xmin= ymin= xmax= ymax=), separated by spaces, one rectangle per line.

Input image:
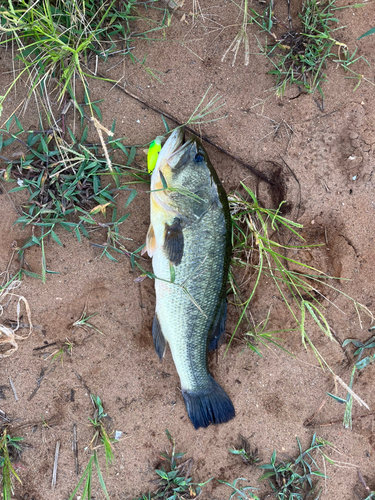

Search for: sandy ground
xmin=1 ymin=0 xmax=375 ymax=498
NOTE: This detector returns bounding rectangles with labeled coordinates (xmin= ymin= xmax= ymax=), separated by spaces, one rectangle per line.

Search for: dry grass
xmin=0 ymin=273 xmax=32 ymax=358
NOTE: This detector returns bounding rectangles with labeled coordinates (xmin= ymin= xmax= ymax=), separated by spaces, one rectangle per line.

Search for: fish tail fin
xmin=182 ymin=376 xmax=235 ymax=429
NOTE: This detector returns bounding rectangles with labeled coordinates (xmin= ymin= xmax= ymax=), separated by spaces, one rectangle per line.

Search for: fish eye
xmin=194 ymin=153 xmax=204 ymax=163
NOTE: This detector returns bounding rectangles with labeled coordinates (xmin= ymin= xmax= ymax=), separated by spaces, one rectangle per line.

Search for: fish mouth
xmin=155 ymin=128 xmax=184 ymax=173
xmin=164 ymin=133 xmax=207 ymax=174
xmin=155 ymin=128 xmax=202 ymax=171
xmin=151 ymin=129 xmax=205 ymax=198
xmin=150 ymin=128 xmax=185 ymax=212
xmin=151 ymin=128 xmax=186 ymax=188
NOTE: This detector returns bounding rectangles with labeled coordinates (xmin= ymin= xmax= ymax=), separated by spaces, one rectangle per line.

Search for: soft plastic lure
xmin=147 ymin=136 xmax=164 ymax=174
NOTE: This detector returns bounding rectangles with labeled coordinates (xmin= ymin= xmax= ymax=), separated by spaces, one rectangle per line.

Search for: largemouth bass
xmin=144 ymin=128 xmax=235 ymax=429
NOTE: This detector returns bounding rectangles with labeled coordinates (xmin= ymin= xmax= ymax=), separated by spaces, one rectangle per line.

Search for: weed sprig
xmin=69 ymin=394 xmax=117 ymax=500
xmin=0 ymin=429 xmax=24 ymax=500
xmin=259 ymin=434 xmax=326 ymax=499
xmin=325 ymin=333 xmax=375 ymax=429
xmin=229 ymin=435 xmax=259 ymax=466
xmin=219 ymin=477 xmax=260 ymax=499
xmin=135 ymin=429 xmax=212 ymax=499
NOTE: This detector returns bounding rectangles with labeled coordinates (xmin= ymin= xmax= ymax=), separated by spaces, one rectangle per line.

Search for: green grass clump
xmin=0 ymin=0 xmax=168 ymax=113
xmin=259 ymin=435 xmax=326 ymax=499
xmin=0 ymin=429 xmax=24 ymax=500
xmin=135 ymin=430 xmax=212 ymax=500
xmin=228 ymin=183 xmax=373 ymax=370
xmin=47 ymin=338 xmax=74 ymax=365
xmin=0 ymin=113 xmax=145 ymax=275
xmin=69 ymin=394 xmax=117 ymax=500
xmin=229 ymin=435 xmax=259 ymax=466
xmin=249 ymin=0 xmax=372 ymax=96
xmin=218 ymin=477 xmax=260 ymax=499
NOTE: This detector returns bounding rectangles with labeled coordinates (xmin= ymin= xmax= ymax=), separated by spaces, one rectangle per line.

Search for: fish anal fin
xmin=142 ymin=224 xmax=156 ymax=257
xmin=163 ymin=218 xmax=184 ymax=265
xmin=152 ymin=314 xmax=167 ymax=360
xmin=182 ymin=375 xmax=235 ymax=429
xmin=209 ymin=299 xmax=227 ymax=351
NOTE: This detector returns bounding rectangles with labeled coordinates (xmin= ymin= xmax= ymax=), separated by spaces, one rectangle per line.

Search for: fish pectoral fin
xmin=142 ymin=224 xmax=156 ymax=257
xmin=209 ymin=298 xmax=227 ymax=351
xmin=163 ymin=218 xmax=184 ymax=265
xmin=152 ymin=314 xmax=167 ymax=360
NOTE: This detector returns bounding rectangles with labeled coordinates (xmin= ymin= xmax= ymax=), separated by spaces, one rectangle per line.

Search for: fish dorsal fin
xmin=152 ymin=314 xmax=167 ymax=360
xmin=163 ymin=218 xmax=184 ymax=265
xmin=142 ymin=224 xmax=156 ymax=257
xmin=208 ymin=299 xmax=227 ymax=351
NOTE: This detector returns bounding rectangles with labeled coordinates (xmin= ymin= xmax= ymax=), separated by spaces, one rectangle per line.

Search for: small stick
xmin=73 ymin=369 xmax=95 ymax=409
xmin=73 ymin=424 xmax=79 ymax=475
xmin=28 ymin=366 xmax=55 ymax=401
xmin=9 ymin=377 xmax=18 ymax=402
xmin=0 ymin=409 xmax=11 ymax=423
xmin=33 ymin=342 xmax=58 ymax=351
xmin=306 ymin=410 xmax=375 ymax=428
xmin=52 ymin=440 xmax=60 ymax=488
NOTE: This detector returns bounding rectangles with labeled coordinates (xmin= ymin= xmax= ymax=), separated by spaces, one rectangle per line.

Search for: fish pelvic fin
xmin=142 ymin=224 xmax=156 ymax=257
xmin=182 ymin=375 xmax=235 ymax=429
xmin=152 ymin=314 xmax=167 ymax=360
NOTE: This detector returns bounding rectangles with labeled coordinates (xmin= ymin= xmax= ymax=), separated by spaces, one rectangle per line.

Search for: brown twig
xmin=73 ymin=369 xmax=96 ymax=409
xmin=73 ymin=423 xmax=79 ymax=475
xmin=330 ymin=326 xmax=352 ymax=365
xmin=306 ymin=410 xmax=375 ymax=428
xmin=33 ymin=342 xmax=58 ymax=351
xmin=51 ymin=440 xmax=60 ymax=488
xmin=303 ymin=398 xmax=328 ymax=427
xmin=95 ymin=73 xmax=277 ymax=187
xmin=9 ymin=377 xmax=18 ymax=402
xmin=28 ymin=366 xmax=56 ymax=401
xmin=0 ymin=409 xmax=11 ymax=423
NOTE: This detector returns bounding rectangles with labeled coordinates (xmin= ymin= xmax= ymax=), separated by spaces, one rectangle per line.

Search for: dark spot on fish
xmin=195 ymin=153 xmax=204 ymax=163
